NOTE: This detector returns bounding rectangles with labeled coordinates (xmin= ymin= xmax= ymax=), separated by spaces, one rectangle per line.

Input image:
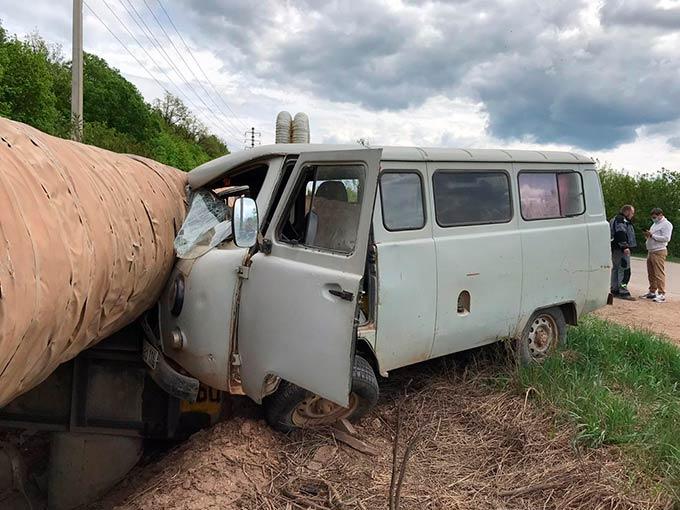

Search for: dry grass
xmin=95 ymin=349 xmax=673 ymax=510
xmin=240 ymin=354 xmax=671 ymax=510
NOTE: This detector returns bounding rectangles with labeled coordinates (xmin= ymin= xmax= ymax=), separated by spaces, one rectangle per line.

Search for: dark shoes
xmin=612 ymin=291 xmax=637 ymax=301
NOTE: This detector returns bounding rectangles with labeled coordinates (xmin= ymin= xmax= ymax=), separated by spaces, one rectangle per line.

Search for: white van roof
xmin=189 ymin=143 xmax=593 ymax=188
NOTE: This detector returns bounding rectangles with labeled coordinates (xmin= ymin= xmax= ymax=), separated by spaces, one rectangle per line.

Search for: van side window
xmin=380 ymin=172 xmax=425 ymax=231
xmin=278 ymin=164 xmax=364 ymax=254
xmin=518 ymin=171 xmax=585 ymax=220
xmin=432 ymin=171 xmax=512 ymax=227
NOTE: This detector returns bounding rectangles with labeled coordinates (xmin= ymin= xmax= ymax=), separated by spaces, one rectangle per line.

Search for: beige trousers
xmin=647 ymin=249 xmax=667 ymax=294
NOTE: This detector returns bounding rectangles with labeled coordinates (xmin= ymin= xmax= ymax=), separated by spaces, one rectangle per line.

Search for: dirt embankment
xmin=94 ymin=356 xmax=669 ymax=510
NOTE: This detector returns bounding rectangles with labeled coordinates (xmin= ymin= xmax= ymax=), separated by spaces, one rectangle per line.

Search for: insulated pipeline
xmin=0 ymin=117 xmax=188 ymax=406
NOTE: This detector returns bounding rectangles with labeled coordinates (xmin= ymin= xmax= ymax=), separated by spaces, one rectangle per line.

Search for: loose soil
xmin=596 ymin=258 xmax=680 ymax=346
xmin=93 ymin=355 xmax=671 ymax=510
xmin=595 ymin=298 xmax=680 ymax=346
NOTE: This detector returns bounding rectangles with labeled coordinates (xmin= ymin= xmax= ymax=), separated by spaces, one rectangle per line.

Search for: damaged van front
xmin=148 ymin=152 xmax=287 ymax=400
xmin=154 ymin=190 xmax=259 ymax=397
xmin=150 ymin=147 xmax=383 ymax=431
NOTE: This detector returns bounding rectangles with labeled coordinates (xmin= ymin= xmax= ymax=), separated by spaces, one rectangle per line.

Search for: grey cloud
xmin=141 ymin=1 xmax=680 ymax=150
xmin=669 ymin=136 xmax=680 ymax=149
xmin=601 ymin=0 xmax=680 ymax=29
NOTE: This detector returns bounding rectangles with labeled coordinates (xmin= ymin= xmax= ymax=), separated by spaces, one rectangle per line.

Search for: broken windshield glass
xmin=174 ymin=190 xmax=232 ymax=259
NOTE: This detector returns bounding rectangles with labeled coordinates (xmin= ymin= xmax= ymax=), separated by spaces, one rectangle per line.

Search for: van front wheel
xmin=518 ymin=307 xmax=566 ymax=364
xmin=264 ymin=355 xmax=379 ymax=433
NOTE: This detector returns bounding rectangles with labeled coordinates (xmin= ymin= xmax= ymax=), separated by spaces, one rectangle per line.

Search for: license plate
xmin=180 ymin=385 xmax=222 ymax=416
xmin=142 ymin=341 xmax=159 ymax=370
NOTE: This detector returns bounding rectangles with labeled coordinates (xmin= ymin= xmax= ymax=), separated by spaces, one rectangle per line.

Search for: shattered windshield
xmin=174 ymin=190 xmax=232 ymax=259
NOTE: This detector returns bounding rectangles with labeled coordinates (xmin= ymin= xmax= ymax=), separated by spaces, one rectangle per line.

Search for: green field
xmin=515 ymin=316 xmax=680 ymax=501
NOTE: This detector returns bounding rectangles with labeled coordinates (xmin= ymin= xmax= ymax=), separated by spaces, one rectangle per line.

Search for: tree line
xmin=0 ymin=22 xmax=228 ymax=171
xmin=599 ymin=164 xmax=680 ymax=258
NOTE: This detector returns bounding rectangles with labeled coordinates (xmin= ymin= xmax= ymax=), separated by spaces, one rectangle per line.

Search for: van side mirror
xmin=233 ymin=197 xmax=259 ymax=248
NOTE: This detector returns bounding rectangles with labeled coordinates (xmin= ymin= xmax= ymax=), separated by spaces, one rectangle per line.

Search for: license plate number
xmin=142 ymin=341 xmax=159 ymax=370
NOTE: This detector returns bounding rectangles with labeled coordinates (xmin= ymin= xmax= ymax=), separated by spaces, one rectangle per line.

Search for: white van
xmin=146 ymin=145 xmax=611 ymax=431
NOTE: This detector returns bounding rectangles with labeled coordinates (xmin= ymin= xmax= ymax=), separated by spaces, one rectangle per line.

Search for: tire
xmin=517 ymin=307 xmax=566 ymax=365
xmin=264 ymin=355 xmax=379 ymax=433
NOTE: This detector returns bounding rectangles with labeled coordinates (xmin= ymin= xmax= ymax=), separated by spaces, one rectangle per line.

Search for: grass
xmin=515 ymin=316 xmax=680 ymax=501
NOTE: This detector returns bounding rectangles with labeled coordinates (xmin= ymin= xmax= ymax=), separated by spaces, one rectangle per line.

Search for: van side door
xmin=428 ymin=162 xmax=523 ymax=357
xmin=238 ymin=149 xmax=382 ymax=406
xmin=372 ymin=163 xmax=437 ymax=371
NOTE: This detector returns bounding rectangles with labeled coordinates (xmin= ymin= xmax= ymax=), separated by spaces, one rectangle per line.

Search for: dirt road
xmin=595 ymin=258 xmax=680 ymax=345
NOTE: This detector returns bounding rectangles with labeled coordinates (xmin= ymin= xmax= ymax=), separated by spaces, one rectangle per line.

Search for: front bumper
xmin=141 ymin=320 xmax=199 ymax=402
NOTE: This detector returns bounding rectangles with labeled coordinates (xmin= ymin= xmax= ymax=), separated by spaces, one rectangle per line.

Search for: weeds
xmin=517 ymin=316 xmax=680 ymax=501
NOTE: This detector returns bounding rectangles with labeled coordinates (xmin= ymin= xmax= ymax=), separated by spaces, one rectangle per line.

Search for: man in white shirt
xmin=641 ymin=208 xmax=674 ymax=303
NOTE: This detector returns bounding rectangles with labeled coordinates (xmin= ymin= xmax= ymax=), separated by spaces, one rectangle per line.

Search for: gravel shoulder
xmin=595 ymin=258 xmax=680 ymax=346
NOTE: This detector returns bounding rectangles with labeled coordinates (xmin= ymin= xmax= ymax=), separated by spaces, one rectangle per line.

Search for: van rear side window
xmin=518 ymin=171 xmax=585 ymax=220
xmin=432 ymin=171 xmax=512 ymax=227
xmin=380 ymin=172 xmax=426 ymax=231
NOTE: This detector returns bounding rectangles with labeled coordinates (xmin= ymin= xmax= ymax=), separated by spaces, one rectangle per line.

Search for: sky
xmin=1 ymin=0 xmax=679 ymax=172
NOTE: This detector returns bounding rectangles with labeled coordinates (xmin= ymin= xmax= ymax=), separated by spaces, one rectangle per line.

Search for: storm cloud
xmin=0 ymin=0 xmax=679 ymax=162
xmin=179 ymin=0 xmax=680 ymax=150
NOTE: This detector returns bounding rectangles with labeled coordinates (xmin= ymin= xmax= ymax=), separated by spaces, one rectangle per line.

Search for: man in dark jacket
xmin=610 ymin=204 xmax=636 ymax=300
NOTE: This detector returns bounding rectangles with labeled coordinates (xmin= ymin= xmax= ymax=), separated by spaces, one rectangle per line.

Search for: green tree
xmin=153 ymin=91 xmax=209 ymax=141
xmin=0 ymin=23 xmax=229 ymax=171
xmin=83 ymin=53 xmax=156 ymax=142
xmin=599 ymin=163 xmax=680 ymax=257
xmin=0 ymin=22 xmax=8 ymax=116
xmin=150 ymin=128 xmax=214 ymax=171
xmin=197 ymin=133 xmax=228 ymax=159
xmin=83 ymin=121 xmax=147 ymax=156
xmin=0 ymin=33 xmax=59 ymax=133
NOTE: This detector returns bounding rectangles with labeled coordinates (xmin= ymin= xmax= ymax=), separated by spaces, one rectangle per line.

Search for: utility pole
xmin=71 ymin=0 xmax=84 ymax=142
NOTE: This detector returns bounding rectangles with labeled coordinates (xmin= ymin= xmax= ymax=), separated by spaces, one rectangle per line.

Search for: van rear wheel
xmin=518 ymin=307 xmax=566 ymax=364
xmin=264 ymin=355 xmax=379 ymax=433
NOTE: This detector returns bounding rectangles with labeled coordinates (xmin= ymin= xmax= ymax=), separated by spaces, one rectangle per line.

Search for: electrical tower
xmin=244 ymin=127 xmax=262 ymax=149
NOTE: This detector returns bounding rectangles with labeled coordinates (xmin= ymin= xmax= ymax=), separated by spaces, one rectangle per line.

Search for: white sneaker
xmin=653 ymin=294 xmax=666 ymax=303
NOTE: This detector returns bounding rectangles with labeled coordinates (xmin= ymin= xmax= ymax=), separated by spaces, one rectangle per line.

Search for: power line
xmin=142 ymin=0 xmax=248 ymax=136
xmin=102 ymin=0 xmax=240 ymax=143
xmin=95 ymin=0 xmax=241 ymax=147
xmin=119 ymin=0 xmax=244 ymax=139
xmin=155 ymin=0 xmax=249 ymax=132
xmin=83 ymin=1 xmax=169 ymax=95
xmin=117 ymin=0 xmax=244 ymax=142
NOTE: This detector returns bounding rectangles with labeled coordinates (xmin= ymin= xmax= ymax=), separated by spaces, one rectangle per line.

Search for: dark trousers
xmin=611 ymin=250 xmax=631 ymax=294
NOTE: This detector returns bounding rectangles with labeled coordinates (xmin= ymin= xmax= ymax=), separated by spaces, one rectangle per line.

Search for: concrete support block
xmin=48 ymin=433 xmax=142 ymax=510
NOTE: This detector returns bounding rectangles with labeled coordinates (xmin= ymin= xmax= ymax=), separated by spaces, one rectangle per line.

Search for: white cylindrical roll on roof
xmin=291 ymin=112 xmax=310 ymax=144
xmin=275 ymin=111 xmax=292 ymax=144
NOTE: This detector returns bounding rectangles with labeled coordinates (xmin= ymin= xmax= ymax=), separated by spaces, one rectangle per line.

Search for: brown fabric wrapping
xmin=0 ymin=117 xmax=187 ymax=406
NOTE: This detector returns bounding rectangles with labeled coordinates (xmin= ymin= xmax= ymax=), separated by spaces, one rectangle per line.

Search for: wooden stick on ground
xmin=389 ymin=401 xmax=402 ymax=510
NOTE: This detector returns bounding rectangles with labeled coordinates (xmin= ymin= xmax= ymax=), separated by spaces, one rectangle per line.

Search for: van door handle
xmin=329 ymin=289 xmax=354 ymax=301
